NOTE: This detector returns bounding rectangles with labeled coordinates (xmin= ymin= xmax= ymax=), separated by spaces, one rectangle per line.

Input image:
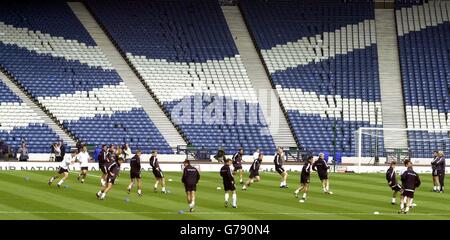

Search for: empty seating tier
xmin=0 ymin=1 xmax=172 ymax=153
xmin=86 ymin=0 xmax=276 ymax=154
xmin=396 ymin=0 xmax=450 ymax=157
xmin=240 ymin=0 xmax=384 ymax=156
xmin=0 ymin=78 xmax=62 ymax=153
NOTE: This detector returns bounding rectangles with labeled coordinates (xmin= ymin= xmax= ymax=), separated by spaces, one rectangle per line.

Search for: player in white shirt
xmin=252 ymin=148 xmax=260 ymax=161
xmin=77 ymin=146 xmax=92 ymax=183
xmin=48 ymin=150 xmax=78 ymax=187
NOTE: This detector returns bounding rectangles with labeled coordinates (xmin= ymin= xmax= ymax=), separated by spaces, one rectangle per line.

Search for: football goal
xmin=355 ymin=127 xmax=450 ymax=173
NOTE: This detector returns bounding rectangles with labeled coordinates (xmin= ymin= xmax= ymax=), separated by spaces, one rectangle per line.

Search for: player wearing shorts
xmin=274 ymin=147 xmax=288 ymax=188
xmin=150 ymin=150 xmax=166 ymax=193
xmin=48 ymin=150 xmax=78 ymax=187
xmin=220 ymin=159 xmax=237 ymax=208
xmin=399 ymin=160 xmax=421 ymax=214
xmin=182 ymin=160 xmax=200 ymax=212
xmin=386 ymin=161 xmax=402 ymax=204
xmin=232 ymin=148 xmax=244 ymax=184
xmin=312 ymin=153 xmax=332 ymax=194
xmin=294 ymin=155 xmax=314 ymax=203
xmin=127 ymin=150 xmax=142 ymax=196
xmin=242 ymin=153 xmax=263 ymax=190
xmin=96 ymin=157 xmax=124 ymax=200
xmin=77 ymin=146 xmax=91 ymax=183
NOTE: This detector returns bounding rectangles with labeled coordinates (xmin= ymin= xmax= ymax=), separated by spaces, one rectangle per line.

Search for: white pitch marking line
xmin=70 ymin=171 xmax=102 ymax=178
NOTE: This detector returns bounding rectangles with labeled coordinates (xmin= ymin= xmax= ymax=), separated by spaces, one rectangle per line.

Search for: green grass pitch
xmin=0 ymin=170 xmax=449 ymax=220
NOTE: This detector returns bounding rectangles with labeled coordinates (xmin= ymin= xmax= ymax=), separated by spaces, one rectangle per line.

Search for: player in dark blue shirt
xmin=127 ymin=150 xmax=142 ymax=196
xmin=182 ymin=160 xmax=200 ymax=212
xmin=232 ymin=148 xmax=245 ymax=184
xmin=242 ymin=153 xmax=263 ymax=190
xmin=150 ymin=150 xmax=166 ymax=193
xmin=220 ymin=159 xmax=237 ymax=208
xmin=96 ymin=157 xmax=124 ymax=200
xmin=399 ymin=160 xmax=421 ymax=214
xmin=294 ymin=155 xmax=314 ymax=203
xmin=312 ymin=153 xmax=332 ymax=194
xmin=386 ymin=161 xmax=402 ymax=205
xmin=97 ymin=145 xmax=108 ymax=187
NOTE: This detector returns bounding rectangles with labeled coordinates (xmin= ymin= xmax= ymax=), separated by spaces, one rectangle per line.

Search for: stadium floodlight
xmin=355 ymin=127 xmax=450 ymax=173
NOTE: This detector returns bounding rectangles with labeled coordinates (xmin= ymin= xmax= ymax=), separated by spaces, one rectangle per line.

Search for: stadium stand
xmin=85 ymin=0 xmax=276 ymax=154
xmin=0 ymin=78 xmax=62 ymax=153
xmin=396 ymin=0 xmax=450 ymax=157
xmin=239 ymin=0 xmax=384 ymax=157
xmin=0 ymin=1 xmax=173 ymax=153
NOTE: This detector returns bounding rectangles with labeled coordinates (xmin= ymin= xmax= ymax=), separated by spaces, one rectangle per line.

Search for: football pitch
xmin=0 ymin=170 xmax=449 ymax=220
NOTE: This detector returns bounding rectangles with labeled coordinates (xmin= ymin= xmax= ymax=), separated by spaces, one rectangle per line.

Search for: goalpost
xmin=355 ymin=127 xmax=450 ymax=173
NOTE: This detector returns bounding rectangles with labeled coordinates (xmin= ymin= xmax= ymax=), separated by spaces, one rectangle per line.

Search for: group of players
xmin=48 ymin=145 xmax=445 ymax=213
xmin=229 ymin=147 xmax=333 ymax=206
xmin=47 ymin=145 xmax=334 ymax=212
xmin=47 ymin=144 xmax=200 ymax=210
xmin=386 ymin=150 xmax=446 ymax=214
xmin=48 ymin=145 xmax=332 ymax=211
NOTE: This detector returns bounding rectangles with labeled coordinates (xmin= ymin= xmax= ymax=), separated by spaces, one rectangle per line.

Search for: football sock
xmin=137 ymin=189 xmax=142 ymax=195
xmin=162 ymin=187 xmax=166 ymax=192
xmin=232 ymin=193 xmax=237 ymax=206
xmin=57 ymin=179 xmax=64 ymax=186
xmin=434 ymin=186 xmax=437 ymax=191
xmin=392 ymin=198 xmax=396 ymax=203
xmin=128 ymin=183 xmax=133 ymax=190
xmin=303 ymin=193 xmax=307 ymax=199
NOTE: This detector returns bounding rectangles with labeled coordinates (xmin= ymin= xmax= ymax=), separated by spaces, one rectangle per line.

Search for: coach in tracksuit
xmin=432 ymin=151 xmax=446 ymax=193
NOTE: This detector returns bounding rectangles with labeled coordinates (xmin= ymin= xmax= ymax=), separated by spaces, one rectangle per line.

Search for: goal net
xmin=355 ymin=127 xmax=450 ymax=171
